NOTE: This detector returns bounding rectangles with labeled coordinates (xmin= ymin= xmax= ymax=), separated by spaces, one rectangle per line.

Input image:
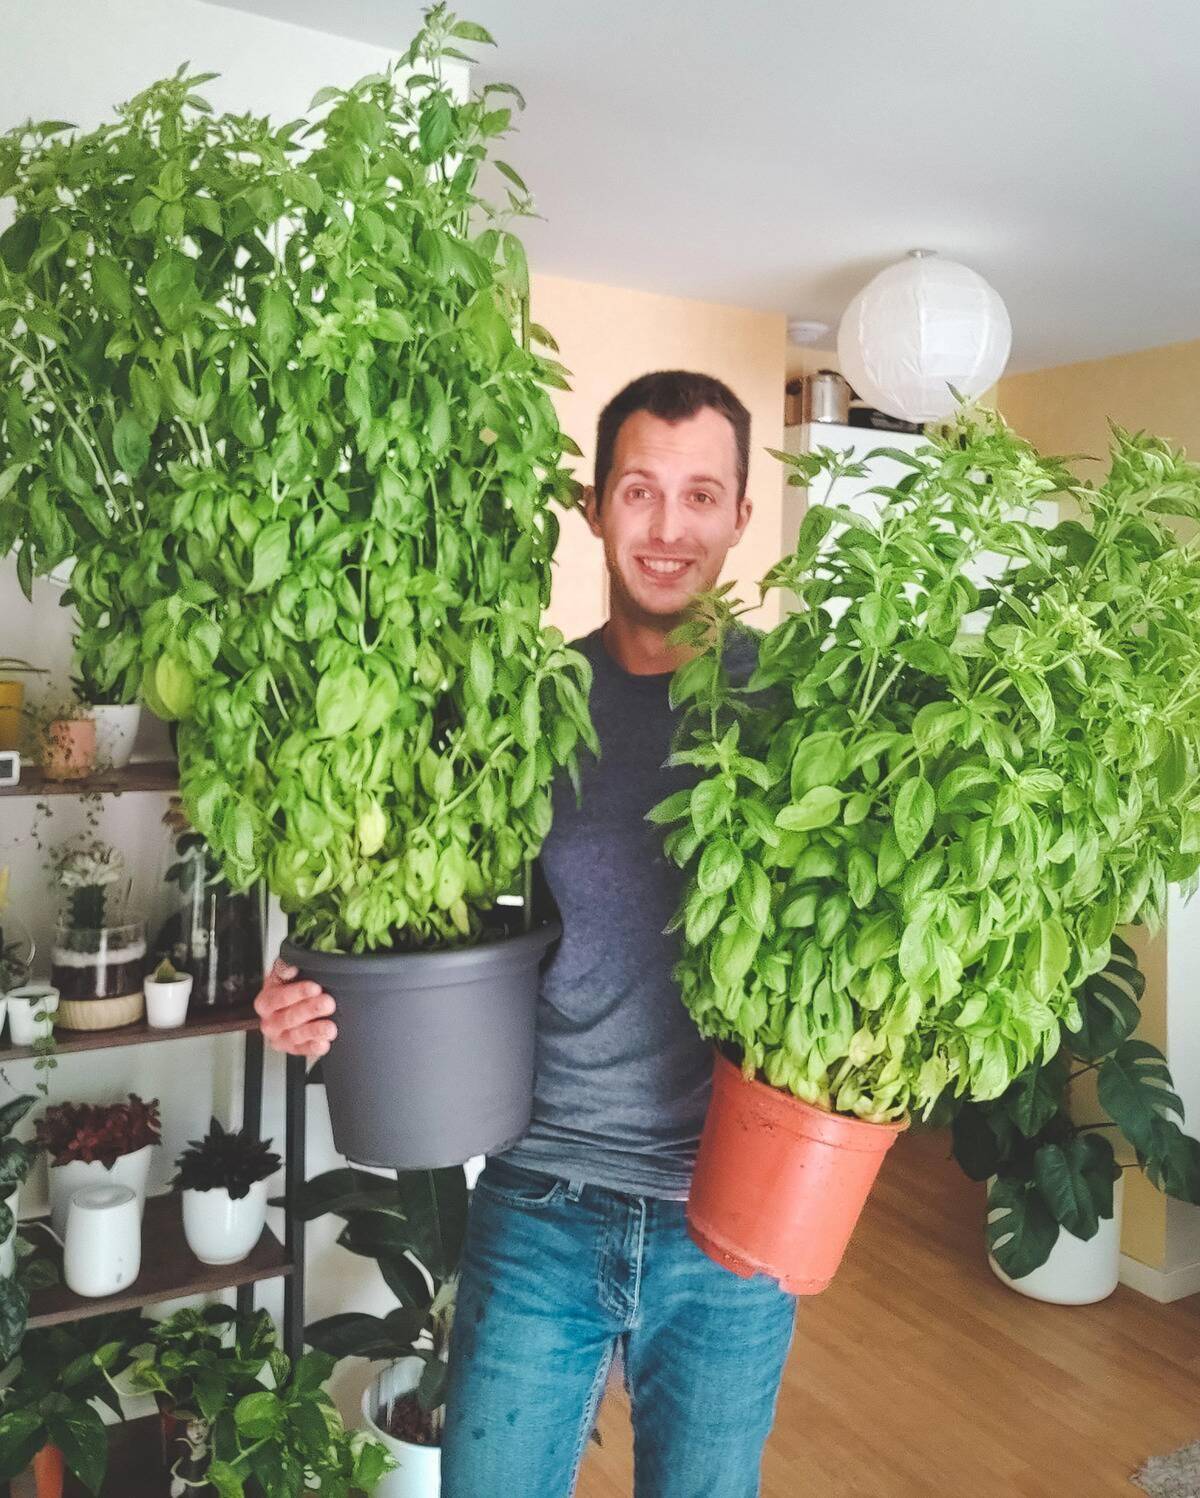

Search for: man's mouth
xmin=635 ymin=556 xmax=694 ymax=581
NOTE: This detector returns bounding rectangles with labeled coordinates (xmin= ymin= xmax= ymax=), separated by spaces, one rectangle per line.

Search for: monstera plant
xmin=0 ymin=6 xmax=595 ymax=1169
xmin=654 ymin=410 xmax=1200 ymax=1294
xmin=952 ymin=934 xmax=1200 ymax=1282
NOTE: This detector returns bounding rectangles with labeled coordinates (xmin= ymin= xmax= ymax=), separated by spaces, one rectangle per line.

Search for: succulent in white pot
xmin=174 ymin=1119 xmax=280 ymax=1266
xmin=143 ymin=957 xmax=193 ymax=1030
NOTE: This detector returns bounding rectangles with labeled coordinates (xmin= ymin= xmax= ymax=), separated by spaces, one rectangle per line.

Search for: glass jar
xmin=51 ymin=919 xmax=146 ymax=1030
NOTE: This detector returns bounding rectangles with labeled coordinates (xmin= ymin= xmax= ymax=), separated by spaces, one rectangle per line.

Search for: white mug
xmin=64 ymin=1183 xmax=141 ymax=1298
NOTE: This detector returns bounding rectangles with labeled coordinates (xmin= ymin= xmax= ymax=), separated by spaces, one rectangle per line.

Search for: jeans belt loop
xmin=565 ymin=1178 xmax=585 ymax=1203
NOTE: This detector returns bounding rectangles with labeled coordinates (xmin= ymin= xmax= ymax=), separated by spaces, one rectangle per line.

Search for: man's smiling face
xmin=584 ymin=406 xmax=751 ymax=628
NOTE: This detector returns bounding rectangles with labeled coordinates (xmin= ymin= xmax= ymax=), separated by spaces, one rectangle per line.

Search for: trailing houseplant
xmin=174 ymin=1117 xmax=281 ymax=1265
xmin=653 ymin=410 xmax=1200 ymax=1292
xmin=296 ymin=1164 xmax=467 ymax=1456
xmin=37 ymin=1093 xmax=161 ymax=1236
xmin=951 ymin=933 xmax=1200 ymax=1290
xmin=0 ymin=1311 xmax=149 ymax=1497
xmin=124 ymin=1305 xmax=395 ymax=1497
xmin=0 ymin=5 xmax=595 ymax=1167
xmin=0 ymin=1091 xmax=58 ymax=1368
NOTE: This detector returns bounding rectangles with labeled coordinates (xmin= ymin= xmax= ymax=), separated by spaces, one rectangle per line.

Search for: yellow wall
xmin=998 ymin=338 xmax=1200 ymax=1270
xmin=531 ymin=273 xmax=788 ymax=641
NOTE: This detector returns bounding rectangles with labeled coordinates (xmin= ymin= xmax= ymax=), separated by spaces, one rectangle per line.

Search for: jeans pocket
xmin=474 ymin=1158 xmax=565 ymax=1210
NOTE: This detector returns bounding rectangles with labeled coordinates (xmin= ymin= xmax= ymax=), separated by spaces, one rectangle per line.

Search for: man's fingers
xmin=254 ymin=979 xmax=328 ymax=1021
xmin=280 ymin=1019 xmax=337 ymax=1055
xmin=271 ymin=993 xmax=336 ymax=1035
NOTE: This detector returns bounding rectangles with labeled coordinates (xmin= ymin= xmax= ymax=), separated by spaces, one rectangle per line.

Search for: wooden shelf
xmin=25 ymin=1193 xmax=292 ymax=1330
xmin=0 ymin=760 xmax=178 ymax=798
xmin=0 ymin=1003 xmax=260 ymax=1063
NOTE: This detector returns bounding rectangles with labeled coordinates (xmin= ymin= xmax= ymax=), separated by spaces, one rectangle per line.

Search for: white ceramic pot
xmin=0 ymin=1186 xmax=19 ymax=1279
xmin=0 ymin=995 xmax=7 ymax=1040
xmin=6 ymin=984 xmax=58 ymax=1046
xmin=182 ymin=1179 xmax=268 ymax=1265
xmin=987 ymin=1172 xmax=1125 ymax=1305
xmin=63 ymin=1182 xmax=141 ymax=1297
xmin=49 ymin=1142 xmax=154 ymax=1239
xmin=91 ymin=704 xmax=141 ymax=770
xmin=362 ymin=1360 xmax=442 ymax=1498
xmin=144 ymin=973 xmax=193 ymax=1029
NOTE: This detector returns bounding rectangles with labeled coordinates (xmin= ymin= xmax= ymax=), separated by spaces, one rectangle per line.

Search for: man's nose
xmin=648 ymin=495 xmax=687 ymax=546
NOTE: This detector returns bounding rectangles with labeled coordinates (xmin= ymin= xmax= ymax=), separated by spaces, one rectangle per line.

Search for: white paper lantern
xmin=837 ymin=251 xmax=1012 ymax=423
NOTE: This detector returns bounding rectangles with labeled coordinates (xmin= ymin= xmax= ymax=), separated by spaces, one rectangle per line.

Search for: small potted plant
xmin=299 ymin=1163 xmax=468 ymax=1497
xmin=654 ymin=413 xmax=1200 ymax=1294
xmin=173 ymin=1118 xmax=280 ymax=1265
xmin=124 ymin=1305 xmax=395 ymax=1496
xmin=4 ymin=980 xmax=58 ymax=1050
xmin=49 ymin=836 xmax=146 ymax=1031
xmin=952 ymin=935 xmax=1200 ymax=1303
xmin=72 ymin=659 xmax=141 ymax=770
xmin=0 ymin=864 xmax=36 ymax=1026
xmin=0 ymin=657 xmax=47 ymax=753
xmin=143 ymin=956 xmax=193 ymax=1029
xmin=0 ymin=1092 xmax=37 ymax=1281
xmin=29 ymin=694 xmax=96 ymax=782
xmin=37 ymin=1093 xmax=161 ymax=1237
xmin=0 ymin=1312 xmax=148 ymax=1498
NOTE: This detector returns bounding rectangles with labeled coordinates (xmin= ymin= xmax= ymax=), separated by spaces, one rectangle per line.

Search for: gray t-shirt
xmin=498 ymin=626 xmax=757 ymax=1199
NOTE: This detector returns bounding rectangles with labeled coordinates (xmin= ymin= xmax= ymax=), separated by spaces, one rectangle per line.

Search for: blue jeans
xmin=442 ymin=1158 xmax=797 ymax=1498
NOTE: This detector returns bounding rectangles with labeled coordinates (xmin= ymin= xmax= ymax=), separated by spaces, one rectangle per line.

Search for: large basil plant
xmin=0 ymin=6 xmax=595 ymax=951
xmin=654 ymin=411 xmax=1200 ymax=1124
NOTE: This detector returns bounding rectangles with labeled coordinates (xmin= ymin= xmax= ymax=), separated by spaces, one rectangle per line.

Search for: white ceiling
xmin=206 ymin=0 xmax=1200 ymax=373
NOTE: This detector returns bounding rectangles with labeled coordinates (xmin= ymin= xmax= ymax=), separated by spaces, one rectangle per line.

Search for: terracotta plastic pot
xmin=42 ymin=718 xmax=96 ymax=781
xmin=32 ymin=1443 xmax=64 ymax=1498
xmin=686 ymin=1050 xmax=908 ymax=1294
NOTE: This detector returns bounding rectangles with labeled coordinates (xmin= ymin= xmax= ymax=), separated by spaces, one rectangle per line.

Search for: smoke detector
xmin=787 ymin=318 xmax=831 ymax=346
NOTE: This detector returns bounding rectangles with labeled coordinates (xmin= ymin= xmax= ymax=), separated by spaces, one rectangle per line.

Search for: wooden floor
xmin=578 ymin=1127 xmax=1200 ymax=1498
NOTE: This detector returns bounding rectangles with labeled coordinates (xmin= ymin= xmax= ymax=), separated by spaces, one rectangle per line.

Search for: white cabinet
xmin=779 ymin=421 xmax=1058 ymax=628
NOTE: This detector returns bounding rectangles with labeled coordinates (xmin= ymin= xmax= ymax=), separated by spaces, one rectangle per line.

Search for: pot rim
xmin=282 ymin=915 xmax=561 ymax=988
xmin=361 ymin=1361 xmax=442 ymax=1456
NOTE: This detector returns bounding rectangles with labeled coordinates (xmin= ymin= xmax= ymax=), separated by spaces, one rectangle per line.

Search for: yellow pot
xmin=0 ymin=681 xmax=22 ymax=752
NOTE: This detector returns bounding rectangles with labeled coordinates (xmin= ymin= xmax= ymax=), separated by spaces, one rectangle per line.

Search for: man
xmin=256 ymin=371 xmax=797 ymax=1498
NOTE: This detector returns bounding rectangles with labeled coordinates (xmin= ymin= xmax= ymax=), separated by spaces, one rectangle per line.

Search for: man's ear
xmin=583 ymin=484 xmax=602 ymax=538
xmin=729 ymin=494 xmax=753 ymax=547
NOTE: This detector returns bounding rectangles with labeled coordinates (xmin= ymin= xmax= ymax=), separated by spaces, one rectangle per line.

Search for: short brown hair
xmin=593 ymin=370 xmax=751 ymax=506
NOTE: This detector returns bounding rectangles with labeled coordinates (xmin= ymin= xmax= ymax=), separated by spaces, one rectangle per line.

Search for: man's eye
xmin=629 ymin=486 xmax=650 ymax=500
xmin=693 ymin=492 xmax=714 ymax=505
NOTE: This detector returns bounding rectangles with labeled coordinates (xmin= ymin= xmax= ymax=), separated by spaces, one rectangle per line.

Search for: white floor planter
xmin=0 ymin=1186 xmax=19 ymax=1278
xmin=988 ymin=1173 xmax=1125 ymax=1305
xmin=91 ymin=705 xmax=141 ymax=769
xmin=182 ymin=1179 xmax=268 ymax=1265
xmin=362 ymin=1360 xmax=442 ymax=1498
xmin=49 ymin=1142 xmax=154 ymax=1239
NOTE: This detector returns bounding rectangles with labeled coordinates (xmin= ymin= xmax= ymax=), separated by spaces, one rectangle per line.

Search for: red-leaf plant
xmin=36 ymin=1095 xmax=162 ymax=1168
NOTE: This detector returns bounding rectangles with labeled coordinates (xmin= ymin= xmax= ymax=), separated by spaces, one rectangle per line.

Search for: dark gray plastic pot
xmin=280 ymin=920 xmax=558 ymax=1169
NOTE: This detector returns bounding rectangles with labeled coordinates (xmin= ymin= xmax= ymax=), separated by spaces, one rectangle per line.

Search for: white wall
xmin=0 ymin=0 xmax=467 ymax=1417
